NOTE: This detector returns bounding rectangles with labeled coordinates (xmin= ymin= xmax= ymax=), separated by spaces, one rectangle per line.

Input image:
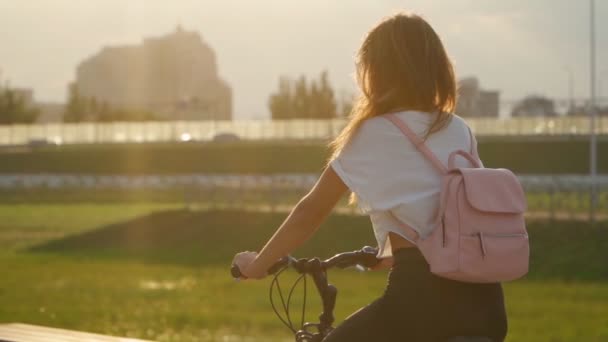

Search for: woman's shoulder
xmin=356 ymin=111 xmax=471 ymax=140
xmin=362 ymin=114 xmax=394 ymax=128
xmin=353 ymin=114 xmax=395 ymax=140
xmin=446 ymin=113 xmax=471 ymax=132
xmin=362 ymin=111 xmax=431 ymax=130
xmin=448 ymin=113 xmax=469 ymax=126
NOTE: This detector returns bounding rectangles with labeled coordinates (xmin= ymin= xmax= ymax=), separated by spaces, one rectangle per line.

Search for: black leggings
xmin=323 ymin=248 xmax=508 ymax=342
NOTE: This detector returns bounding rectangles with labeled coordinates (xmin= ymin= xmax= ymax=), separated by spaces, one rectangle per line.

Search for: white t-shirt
xmin=330 ymin=111 xmax=479 ymax=258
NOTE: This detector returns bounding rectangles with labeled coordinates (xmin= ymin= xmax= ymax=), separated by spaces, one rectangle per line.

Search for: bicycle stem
xmin=307 ymin=260 xmax=337 ymax=333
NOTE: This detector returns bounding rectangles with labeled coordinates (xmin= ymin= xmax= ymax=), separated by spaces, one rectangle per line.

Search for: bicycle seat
xmin=446 ymin=337 xmax=493 ymax=342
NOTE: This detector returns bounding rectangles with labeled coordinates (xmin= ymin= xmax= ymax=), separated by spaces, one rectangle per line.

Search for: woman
xmin=232 ymin=12 xmax=508 ymax=341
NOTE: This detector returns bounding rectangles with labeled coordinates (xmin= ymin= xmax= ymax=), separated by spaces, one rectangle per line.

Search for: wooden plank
xmin=0 ymin=323 xmax=152 ymax=342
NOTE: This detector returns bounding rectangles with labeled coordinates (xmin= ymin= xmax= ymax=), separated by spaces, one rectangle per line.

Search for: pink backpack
xmin=384 ymin=114 xmax=529 ymax=283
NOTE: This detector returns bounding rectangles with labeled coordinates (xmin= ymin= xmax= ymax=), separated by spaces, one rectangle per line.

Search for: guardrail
xmin=1 ymin=116 xmax=607 ymax=146
xmin=2 ymin=174 xmax=606 ymax=222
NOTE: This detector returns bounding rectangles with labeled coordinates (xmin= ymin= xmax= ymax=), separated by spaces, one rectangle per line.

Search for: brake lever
xmin=358 ymin=246 xmax=381 ymax=268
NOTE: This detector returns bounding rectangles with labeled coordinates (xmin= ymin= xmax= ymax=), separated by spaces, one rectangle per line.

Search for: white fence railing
xmin=2 ymin=174 xmax=607 ymax=221
xmin=2 ymin=173 xmax=607 ymax=190
xmin=1 ymin=116 xmax=607 ymax=145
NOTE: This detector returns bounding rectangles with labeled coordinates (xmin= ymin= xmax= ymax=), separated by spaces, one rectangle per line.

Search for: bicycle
xmin=231 ymin=246 xmax=494 ymax=342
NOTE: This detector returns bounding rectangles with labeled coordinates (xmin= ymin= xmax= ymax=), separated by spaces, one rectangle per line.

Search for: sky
xmin=0 ymin=0 xmax=607 ymax=119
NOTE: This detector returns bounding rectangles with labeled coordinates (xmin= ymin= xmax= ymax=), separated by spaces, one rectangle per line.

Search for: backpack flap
xmin=459 ymin=168 xmax=527 ymax=214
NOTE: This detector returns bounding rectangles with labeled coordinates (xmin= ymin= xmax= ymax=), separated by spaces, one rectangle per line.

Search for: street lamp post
xmin=563 ymin=66 xmax=575 ymax=114
xmin=598 ymin=70 xmax=608 ymax=134
xmin=589 ymin=0 xmax=598 ymax=224
xmin=599 ymin=70 xmax=608 ymax=107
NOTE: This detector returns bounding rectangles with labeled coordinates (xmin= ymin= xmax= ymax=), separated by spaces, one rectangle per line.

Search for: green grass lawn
xmin=1 ymin=189 xmax=606 ymax=220
xmin=1 ymin=139 xmax=607 ymax=174
xmin=1 ymin=204 xmax=607 ymax=341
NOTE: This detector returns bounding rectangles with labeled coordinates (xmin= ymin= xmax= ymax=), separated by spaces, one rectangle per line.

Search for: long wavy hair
xmin=329 ymin=13 xmax=457 ymax=162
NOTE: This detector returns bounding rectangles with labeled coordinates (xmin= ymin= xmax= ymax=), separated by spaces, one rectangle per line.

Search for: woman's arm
xmin=234 ymin=166 xmax=348 ymax=279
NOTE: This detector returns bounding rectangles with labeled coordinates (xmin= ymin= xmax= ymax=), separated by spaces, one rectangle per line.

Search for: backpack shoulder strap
xmin=383 ymin=113 xmax=448 ymax=174
xmin=466 ymin=125 xmax=479 ymax=158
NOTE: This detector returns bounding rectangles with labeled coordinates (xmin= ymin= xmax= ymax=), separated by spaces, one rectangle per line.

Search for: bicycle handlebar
xmin=231 ymin=246 xmax=380 ymax=279
xmin=231 ymin=255 xmax=295 ymax=279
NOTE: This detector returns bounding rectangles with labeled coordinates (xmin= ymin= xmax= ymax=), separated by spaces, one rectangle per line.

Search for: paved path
xmin=0 ymin=323 xmax=151 ymax=342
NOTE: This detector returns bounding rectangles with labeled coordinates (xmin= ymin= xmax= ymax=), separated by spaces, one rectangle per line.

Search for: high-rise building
xmin=73 ymin=26 xmax=232 ymax=120
xmin=456 ymin=77 xmax=500 ymax=118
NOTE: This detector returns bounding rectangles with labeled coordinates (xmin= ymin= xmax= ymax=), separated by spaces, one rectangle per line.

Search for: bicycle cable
xmin=269 ymin=265 xmax=309 ymax=334
xmin=286 ymin=271 xmax=307 ymax=331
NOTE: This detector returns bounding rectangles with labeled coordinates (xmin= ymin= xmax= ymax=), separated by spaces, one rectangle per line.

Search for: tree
xmin=98 ymin=108 xmax=158 ymax=122
xmin=315 ymin=71 xmax=337 ymax=119
xmin=63 ymin=84 xmax=89 ymax=122
xmin=64 ymin=84 xmax=159 ymax=122
xmin=269 ymin=71 xmax=338 ymax=119
xmin=293 ymin=76 xmax=310 ymax=118
xmin=308 ymin=81 xmax=322 ymax=119
xmin=337 ymin=90 xmax=355 ymax=118
xmin=0 ymin=88 xmax=40 ymax=124
xmin=511 ymin=95 xmax=557 ymax=117
xmin=269 ymin=77 xmax=293 ymax=119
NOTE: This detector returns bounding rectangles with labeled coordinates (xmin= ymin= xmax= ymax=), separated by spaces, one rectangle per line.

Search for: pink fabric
xmin=460 ymin=168 xmax=527 ymax=214
xmin=448 ymin=150 xmax=482 ymax=169
xmin=384 ymin=114 xmax=448 ymax=173
xmin=384 ymin=113 xmax=529 ymax=283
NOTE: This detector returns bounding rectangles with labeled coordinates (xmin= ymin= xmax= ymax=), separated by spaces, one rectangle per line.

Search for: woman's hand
xmin=232 ymin=251 xmax=267 ymax=280
xmin=369 ymin=257 xmax=393 ymax=271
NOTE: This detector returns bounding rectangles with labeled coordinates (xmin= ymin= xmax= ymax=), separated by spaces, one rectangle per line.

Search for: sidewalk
xmin=0 ymin=323 xmax=151 ymax=342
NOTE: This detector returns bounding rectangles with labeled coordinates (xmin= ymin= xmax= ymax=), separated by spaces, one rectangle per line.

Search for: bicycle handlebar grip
xmin=231 ymin=256 xmax=290 ymax=279
xmin=231 ymin=264 xmax=243 ymax=279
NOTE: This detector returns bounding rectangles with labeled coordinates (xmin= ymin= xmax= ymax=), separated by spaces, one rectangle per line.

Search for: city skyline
xmin=1 ymin=0 xmax=607 ymax=119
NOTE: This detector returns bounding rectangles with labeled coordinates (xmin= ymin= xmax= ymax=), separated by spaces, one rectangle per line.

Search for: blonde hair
xmin=330 ymin=13 xmax=457 ymax=162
